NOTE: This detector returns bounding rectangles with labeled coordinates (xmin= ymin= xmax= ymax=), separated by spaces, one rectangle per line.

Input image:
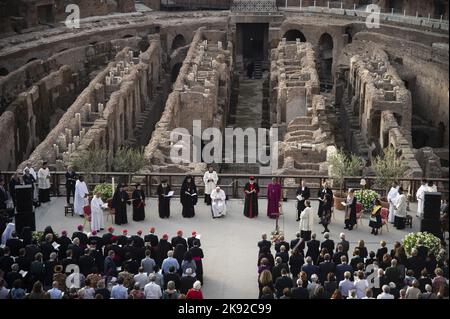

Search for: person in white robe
xmin=37 ymin=162 xmax=51 ymax=203
xmin=387 ymin=182 xmax=399 ymax=224
xmin=74 ymin=176 xmax=89 ymax=216
xmin=394 ymin=187 xmax=408 ymax=230
xmin=1 ymin=223 xmax=15 ymax=245
xmin=426 ymin=181 xmax=438 ymax=193
xmin=203 ymin=166 xmax=218 ymax=206
xmin=210 ymin=186 xmax=226 ymax=218
xmin=90 ymin=192 xmax=105 ymax=232
xmin=416 ymin=179 xmax=427 ymax=218
xmin=299 ymin=200 xmax=314 ymax=241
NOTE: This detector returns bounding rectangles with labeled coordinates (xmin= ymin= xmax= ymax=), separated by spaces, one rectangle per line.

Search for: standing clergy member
xmin=132 ymin=184 xmax=146 ymax=222
xmin=37 ymin=161 xmax=51 ymax=203
xmin=299 ymin=200 xmax=314 ymax=241
xmin=243 ymin=176 xmax=259 ymax=218
xmin=296 ymin=181 xmax=310 ymax=221
xmin=65 ymin=166 xmax=77 ymax=205
xmin=344 ymin=189 xmax=357 ymax=231
xmin=112 ymin=184 xmax=130 ymax=225
xmin=157 ymin=180 xmax=172 ymax=219
xmin=74 ymin=176 xmax=89 ymax=217
xmin=23 ymin=163 xmax=38 ymax=201
xmin=267 ymin=177 xmax=282 ymax=219
xmin=394 ymin=187 xmax=407 ymax=230
xmin=203 ymin=166 xmax=218 ymax=206
xmin=387 ymin=181 xmax=399 ymax=224
xmin=181 ymin=175 xmax=197 ymax=218
xmin=416 ymin=179 xmax=427 ymax=218
xmin=210 ymin=186 xmax=226 ymax=218
xmin=90 ymin=191 xmax=105 ymax=233
xmin=317 ymin=181 xmax=333 ymax=219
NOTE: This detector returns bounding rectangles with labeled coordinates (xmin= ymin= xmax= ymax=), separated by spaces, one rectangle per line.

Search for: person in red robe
xmin=267 ymin=177 xmax=281 ymax=219
xmin=244 ymin=177 xmax=259 ymax=218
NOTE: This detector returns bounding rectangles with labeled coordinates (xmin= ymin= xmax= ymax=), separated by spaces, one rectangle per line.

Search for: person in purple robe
xmin=267 ymin=177 xmax=282 ymax=219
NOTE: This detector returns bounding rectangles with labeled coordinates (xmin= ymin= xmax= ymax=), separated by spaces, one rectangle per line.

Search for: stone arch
xmin=27 ymin=57 xmax=38 ymax=64
xmin=318 ymin=33 xmax=334 ymax=88
xmin=171 ymin=63 xmax=182 ymax=83
xmin=171 ymin=34 xmax=187 ymax=51
xmin=0 ymin=67 xmax=8 ymax=76
xmin=283 ymin=29 xmax=307 ymax=42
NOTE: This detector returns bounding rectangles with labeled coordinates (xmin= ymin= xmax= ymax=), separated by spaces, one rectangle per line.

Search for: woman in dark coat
xmin=344 ymin=189 xmax=357 ymax=230
xmin=132 ymin=184 xmax=146 ymax=222
xmin=369 ymin=199 xmax=383 ymax=235
xmin=112 ymin=184 xmax=130 ymax=225
xmin=157 ymin=180 xmax=171 ymax=219
xmin=289 ymin=248 xmax=305 ymax=279
xmin=180 ymin=175 xmax=197 ymax=218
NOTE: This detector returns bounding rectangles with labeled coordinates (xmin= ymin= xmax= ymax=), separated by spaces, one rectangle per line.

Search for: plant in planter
xmin=403 ymin=232 xmax=442 ymax=257
xmin=113 ymin=147 xmax=148 ymax=185
xmin=72 ymin=148 xmax=110 ymax=185
xmin=354 ymin=189 xmax=380 ymax=211
xmin=372 ymin=147 xmax=408 ymax=206
xmin=329 ymin=149 xmax=365 ymax=210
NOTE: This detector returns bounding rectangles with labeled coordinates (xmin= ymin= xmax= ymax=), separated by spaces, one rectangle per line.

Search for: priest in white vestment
xmin=203 ymin=166 xmax=218 ymax=206
xmin=74 ymin=176 xmax=89 ymax=216
xmin=37 ymin=161 xmax=51 ymax=203
xmin=210 ymin=186 xmax=226 ymax=218
xmin=90 ymin=192 xmax=105 ymax=232
xmin=416 ymin=179 xmax=427 ymax=218
xmin=387 ymin=182 xmax=399 ymax=224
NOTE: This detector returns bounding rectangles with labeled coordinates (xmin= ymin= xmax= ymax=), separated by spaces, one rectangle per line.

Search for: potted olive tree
xmin=329 ymin=149 xmax=365 ymax=210
xmin=71 ymin=148 xmax=110 ymax=187
xmin=372 ymin=147 xmax=408 ymax=208
xmin=113 ymin=146 xmax=149 ymax=195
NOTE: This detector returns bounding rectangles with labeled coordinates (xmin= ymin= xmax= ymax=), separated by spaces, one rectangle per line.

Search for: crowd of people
xmin=0 ymin=225 xmax=205 ymax=299
xmin=256 ymin=232 xmax=449 ymax=299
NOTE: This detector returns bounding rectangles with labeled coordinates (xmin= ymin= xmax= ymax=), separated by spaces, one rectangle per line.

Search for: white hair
xmin=193 ymin=281 xmax=202 ymax=290
xmin=382 ymin=285 xmax=390 ymax=293
xmin=311 ymin=274 xmax=318 ymax=282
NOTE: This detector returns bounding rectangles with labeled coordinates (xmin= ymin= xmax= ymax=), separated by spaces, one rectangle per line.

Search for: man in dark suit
xmin=338 ymin=233 xmax=350 ymax=254
xmin=122 ymin=252 xmax=139 ymax=275
xmin=301 ymin=256 xmax=320 ymax=280
xmin=306 ymin=233 xmax=320 ymax=265
xmin=258 ymin=233 xmax=272 ymax=254
xmin=333 ymin=244 xmax=347 ymax=265
xmin=144 ymin=227 xmax=159 ymax=247
xmin=171 ymin=230 xmax=188 ymax=250
xmin=5 ymin=231 xmax=23 ymax=257
xmin=350 ymin=248 xmax=365 ymax=271
xmin=320 ymin=233 xmax=335 ymax=256
xmin=60 ymin=250 xmax=75 ymax=272
xmin=319 ymin=253 xmax=336 ymax=284
xmin=0 ymin=247 xmax=14 ymax=273
xmin=296 ymin=181 xmax=310 ymax=221
xmin=163 ymin=265 xmax=181 ymax=290
xmin=67 ymin=238 xmax=83 ymax=262
xmin=336 ymin=256 xmax=353 ymax=282
xmin=89 ymin=242 xmax=105 ymax=272
xmin=40 ymin=233 xmax=57 ymax=261
xmin=406 ymin=248 xmax=426 ymax=278
xmin=104 ymin=250 xmax=117 ymax=278
xmin=78 ymin=248 xmax=95 ymax=276
xmin=71 ymin=225 xmax=88 ymax=248
xmin=416 ymin=240 xmax=429 ymax=261
xmin=291 ymin=279 xmax=309 ymax=299
xmin=274 ymin=268 xmax=293 ymax=298
xmin=290 ymin=232 xmax=302 ymax=251
xmin=275 ymin=236 xmax=290 ymax=253
xmin=56 ymin=230 xmax=72 ymax=259
xmin=272 ymin=257 xmax=289 ymax=283
xmin=180 ymin=268 xmax=196 ymax=294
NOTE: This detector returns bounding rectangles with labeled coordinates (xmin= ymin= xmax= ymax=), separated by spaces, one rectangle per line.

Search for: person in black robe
xmin=132 ymin=184 xmax=146 ymax=222
xmin=65 ymin=166 xmax=77 ymax=205
xmin=243 ymin=177 xmax=259 ymax=218
xmin=112 ymin=184 xmax=130 ymax=225
xmin=296 ymin=181 xmax=310 ymax=221
xmin=344 ymin=189 xmax=357 ymax=231
xmin=189 ymin=239 xmax=204 ymax=284
xmin=8 ymin=173 xmax=21 ymax=208
xmin=157 ymin=180 xmax=171 ymax=218
xmin=317 ymin=181 xmax=333 ymax=218
xmin=180 ymin=175 xmax=197 ymax=218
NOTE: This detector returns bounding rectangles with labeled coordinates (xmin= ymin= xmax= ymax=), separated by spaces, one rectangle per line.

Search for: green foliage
xmin=93 ymin=183 xmax=113 ymax=201
xmin=329 ymin=149 xmax=365 ymax=193
xmin=372 ymin=147 xmax=408 ymax=193
xmin=403 ymin=232 xmax=442 ymax=257
xmin=72 ymin=148 xmax=110 ymax=183
xmin=113 ymin=147 xmax=148 ymax=182
xmin=354 ymin=189 xmax=380 ymax=211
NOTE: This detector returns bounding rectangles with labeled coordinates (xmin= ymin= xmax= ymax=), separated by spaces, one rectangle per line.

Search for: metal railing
xmin=2 ymin=171 xmax=448 ymax=201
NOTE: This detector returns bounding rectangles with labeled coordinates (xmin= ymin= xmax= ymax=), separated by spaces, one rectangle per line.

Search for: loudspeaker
xmin=15 ymin=185 xmax=33 ymax=213
xmin=420 ymin=218 xmax=443 ymax=239
xmin=14 ymin=211 xmax=36 ymax=234
xmin=423 ymin=192 xmax=441 ymax=220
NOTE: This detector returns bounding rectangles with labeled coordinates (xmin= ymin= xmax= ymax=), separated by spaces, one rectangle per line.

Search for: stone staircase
xmin=253 ymin=60 xmax=263 ymax=79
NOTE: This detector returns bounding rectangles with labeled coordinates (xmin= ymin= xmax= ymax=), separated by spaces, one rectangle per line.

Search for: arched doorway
xmin=171 ymin=34 xmax=186 ymax=51
xmin=318 ymin=33 xmax=334 ymax=90
xmin=171 ymin=63 xmax=182 ymax=82
xmin=283 ymin=29 xmax=307 ymax=42
xmin=0 ymin=67 xmax=8 ymax=76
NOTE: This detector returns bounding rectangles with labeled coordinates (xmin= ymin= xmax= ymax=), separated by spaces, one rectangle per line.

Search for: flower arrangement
xmin=93 ymin=183 xmax=113 ymax=201
xmin=354 ymin=189 xmax=380 ymax=211
xmin=31 ymin=231 xmax=44 ymax=243
xmin=403 ymin=232 xmax=442 ymax=257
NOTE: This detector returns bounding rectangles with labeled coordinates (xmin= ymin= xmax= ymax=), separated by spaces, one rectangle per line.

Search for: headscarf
xmin=1 ymin=223 xmax=15 ymax=245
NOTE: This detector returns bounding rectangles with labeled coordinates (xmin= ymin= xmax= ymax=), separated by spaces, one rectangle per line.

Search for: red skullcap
xmin=192 ymin=231 xmax=197 ymax=236
xmin=123 ymin=230 xmax=128 ymax=234
xmin=162 ymin=234 xmax=168 ymax=239
xmin=150 ymin=227 xmax=155 ymax=233
xmin=91 ymin=230 xmax=97 ymax=235
xmin=137 ymin=230 xmax=143 ymax=235
xmin=77 ymin=225 xmax=83 ymax=231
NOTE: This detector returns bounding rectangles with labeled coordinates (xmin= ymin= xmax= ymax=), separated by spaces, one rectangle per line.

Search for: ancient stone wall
xmin=144 ymin=27 xmax=233 ymax=173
